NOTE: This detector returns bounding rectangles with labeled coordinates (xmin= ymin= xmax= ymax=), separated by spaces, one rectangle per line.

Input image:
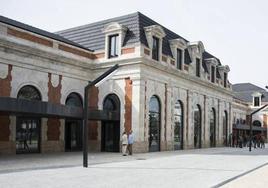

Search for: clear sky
xmin=1 ymin=0 xmax=267 ymax=89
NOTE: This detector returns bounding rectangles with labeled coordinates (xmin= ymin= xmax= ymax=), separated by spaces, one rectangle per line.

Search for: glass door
xmin=16 ymin=118 xmax=40 ymax=154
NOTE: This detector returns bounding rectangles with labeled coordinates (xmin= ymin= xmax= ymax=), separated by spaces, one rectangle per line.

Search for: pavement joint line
xmin=87 ymin=166 xmax=241 ymax=172
xmin=211 ymin=162 xmax=268 ymax=188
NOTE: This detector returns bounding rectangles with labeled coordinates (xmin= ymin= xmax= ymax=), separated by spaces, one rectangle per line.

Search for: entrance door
xmin=101 ymin=94 xmax=120 ymax=152
xmin=65 ymin=120 xmax=82 ymax=151
xmin=101 ymin=121 xmax=120 ymax=152
xmin=16 ymin=118 xmax=40 ymax=154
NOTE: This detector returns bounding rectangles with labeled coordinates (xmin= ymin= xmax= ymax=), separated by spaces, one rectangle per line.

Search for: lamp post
xmin=249 ymin=104 xmax=268 ymax=152
xmin=83 ymin=64 xmax=119 ymax=167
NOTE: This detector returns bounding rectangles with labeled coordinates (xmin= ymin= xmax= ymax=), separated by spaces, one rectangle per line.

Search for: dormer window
xmin=177 ymin=48 xmax=183 ymax=70
xmin=254 ymin=96 xmax=260 ymax=107
xmin=108 ymin=34 xmax=119 ymax=58
xmin=196 ymin=58 xmax=200 ymax=77
xmin=152 ymin=36 xmax=159 ymax=61
xmin=144 ymin=25 xmax=166 ymax=62
xmin=211 ymin=66 xmax=215 ymax=83
xmin=103 ymin=22 xmax=127 ymax=59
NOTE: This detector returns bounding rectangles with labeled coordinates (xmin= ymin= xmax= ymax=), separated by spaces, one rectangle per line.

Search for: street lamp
xmin=83 ymin=64 xmax=119 ymax=167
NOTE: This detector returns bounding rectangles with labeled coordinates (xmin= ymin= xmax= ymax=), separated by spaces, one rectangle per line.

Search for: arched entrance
xmin=16 ymin=85 xmax=42 ymax=154
xmin=210 ymin=108 xmax=216 ymax=147
xmin=194 ymin=104 xmax=202 ymax=149
xmin=223 ymin=111 xmax=228 ymax=146
xmin=149 ymin=95 xmax=161 ymax=152
xmin=101 ymin=94 xmax=120 ymax=152
xmin=65 ymin=92 xmax=83 ymax=151
xmin=174 ymin=100 xmax=183 ymax=150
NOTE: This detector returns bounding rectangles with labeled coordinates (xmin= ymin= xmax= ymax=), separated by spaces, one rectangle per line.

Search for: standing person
xmin=128 ymin=130 xmax=134 ymax=155
xmin=122 ymin=131 xmax=128 ymax=156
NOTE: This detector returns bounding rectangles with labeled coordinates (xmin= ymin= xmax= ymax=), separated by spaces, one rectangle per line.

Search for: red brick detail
xmin=7 ymin=28 xmax=53 ymax=47
xmin=47 ymin=118 xmax=61 ymax=140
xmin=263 ymin=114 xmax=268 ymax=128
xmin=88 ymin=86 xmax=99 ymax=140
xmin=184 ymin=65 xmax=189 ymax=71
xmin=0 ymin=65 xmax=12 ymax=97
xmin=58 ymin=44 xmax=94 ymax=59
xmin=47 ymin=73 xmax=62 ymax=141
xmin=144 ymin=48 xmax=150 ymax=55
xmin=121 ymin=47 xmax=135 ymax=54
xmin=162 ymin=56 xmax=167 ymax=63
xmin=124 ymin=78 xmax=132 ymax=133
xmin=48 ymin=73 xmax=62 ymax=104
xmin=0 ymin=115 xmax=10 ymax=141
xmin=92 ymin=52 xmax=105 ymax=59
xmin=170 ymin=60 xmax=175 ymax=65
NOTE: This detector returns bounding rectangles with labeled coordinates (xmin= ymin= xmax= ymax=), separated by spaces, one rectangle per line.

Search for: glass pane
xmin=16 ymin=119 xmax=40 ymax=154
xmin=174 ymin=101 xmax=183 ymax=150
xmin=149 ymin=96 xmax=161 ymax=152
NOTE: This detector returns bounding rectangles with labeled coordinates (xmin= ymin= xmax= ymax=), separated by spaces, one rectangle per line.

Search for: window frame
xmin=176 ymin=48 xmax=183 ymax=70
xmin=196 ymin=58 xmax=201 ymax=77
xmin=152 ymin=36 xmax=160 ymax=61
xmin=108 ymin=34 xmax=119 ymax=59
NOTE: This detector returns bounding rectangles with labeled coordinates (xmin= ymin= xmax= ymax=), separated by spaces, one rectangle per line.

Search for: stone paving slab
xmin=221 ymin=164 xmax=268 ymax=188
xmin=0 ymin=146 xmax=268 ymax=188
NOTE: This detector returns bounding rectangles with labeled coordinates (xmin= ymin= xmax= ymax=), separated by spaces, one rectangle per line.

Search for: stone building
xmin=0 ymin=12 xmax=233 ymax=155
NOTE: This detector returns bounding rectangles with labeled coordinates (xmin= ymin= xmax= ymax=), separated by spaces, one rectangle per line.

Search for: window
xmin=223 ymin=111 xmax=228 ymax=146
xmin=176 ymin=49 xmax=182 ymax=70
xmin=211 ymin=66 xmax=215 ymax=83
xmin=224 ymin=72 xmax=227 ymax=88
xmin=17 ymin=85 xmax=42 ymax=101
xmin=194 ymin=105 xmax=202 ymax=148
xmin=108 ymin=34 xmax=119 ymax=58
xmin=152 ymin=36 xmax=159 ymax=61
xmin=174 ymin=100 xmax=183 ymax=150
xmin=196 ymin=58 xmax=200 ymax=77
xmin=254 ymin=96 xmax=260 ymax=107
xmin=149 ymin=95 xmax=161 ymax=152
xmin=210 ymin=108 xmax=216 ymax=147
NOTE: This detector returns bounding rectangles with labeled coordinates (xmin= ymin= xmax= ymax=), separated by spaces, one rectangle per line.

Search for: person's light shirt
xmin=128 ymin=133 xmax=134 ymax=144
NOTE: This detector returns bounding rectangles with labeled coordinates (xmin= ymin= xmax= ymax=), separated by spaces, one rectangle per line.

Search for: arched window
xmin=16 ymin=85 xmax=41 ymax=154
xmin=66 ymin=93 xmax=83 ymax=107
xmin=103 ymin=94 xmax=120 ymax=111
xmin=17 ymin=85 xmax=41 ymax=101
xmin=210 ymin=108 xmax=216 ymax=147
xmin=223 ymin=111 xmax=228 ymax=146
xmin=149 ymin=95 xmax=161 ymax=152
xmin=174 ymin=100 xmax=183 ymax=150
xmin=253 ymin=120 xmax=261 ymax=127
xmin=194 ymin=105 xmax=202 ymax=148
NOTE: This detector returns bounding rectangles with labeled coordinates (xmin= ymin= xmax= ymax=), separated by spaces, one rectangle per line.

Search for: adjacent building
xmin=0 ymin=12 xmax=233 ymax=155
xmin=232 ymin=83 xmax=268 ymax=138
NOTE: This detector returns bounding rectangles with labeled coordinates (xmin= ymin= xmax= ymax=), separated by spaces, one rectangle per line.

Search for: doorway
xmin=101 ymin=94 xmax=120 ymax=152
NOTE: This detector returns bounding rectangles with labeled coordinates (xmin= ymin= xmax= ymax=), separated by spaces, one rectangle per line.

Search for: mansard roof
xmin=0 ymin=15 xmax=93 ymax=52
xmin=233 ymin=83 xmax=268 ymax=102
xmin=57 ymin=12 xmax=220 ymax=65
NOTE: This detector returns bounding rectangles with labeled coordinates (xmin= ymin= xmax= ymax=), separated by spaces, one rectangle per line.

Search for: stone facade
xmin=0 ymin=14 xmax=235 ymax=155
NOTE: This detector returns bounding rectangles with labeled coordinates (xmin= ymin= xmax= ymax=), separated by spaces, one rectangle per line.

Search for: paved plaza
xmin=0 ymin=146 xmax=268 ymax=188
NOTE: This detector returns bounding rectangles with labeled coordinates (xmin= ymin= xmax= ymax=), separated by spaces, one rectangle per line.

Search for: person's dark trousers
xmin=128 ymin=144 xmax=133 ymax=155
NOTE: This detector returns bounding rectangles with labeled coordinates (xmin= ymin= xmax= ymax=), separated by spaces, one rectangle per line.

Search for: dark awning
xmin=233 ymin=123 xmax=267 ymax=131
xmin=0 ymin=97 xmax=119 ymax=121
